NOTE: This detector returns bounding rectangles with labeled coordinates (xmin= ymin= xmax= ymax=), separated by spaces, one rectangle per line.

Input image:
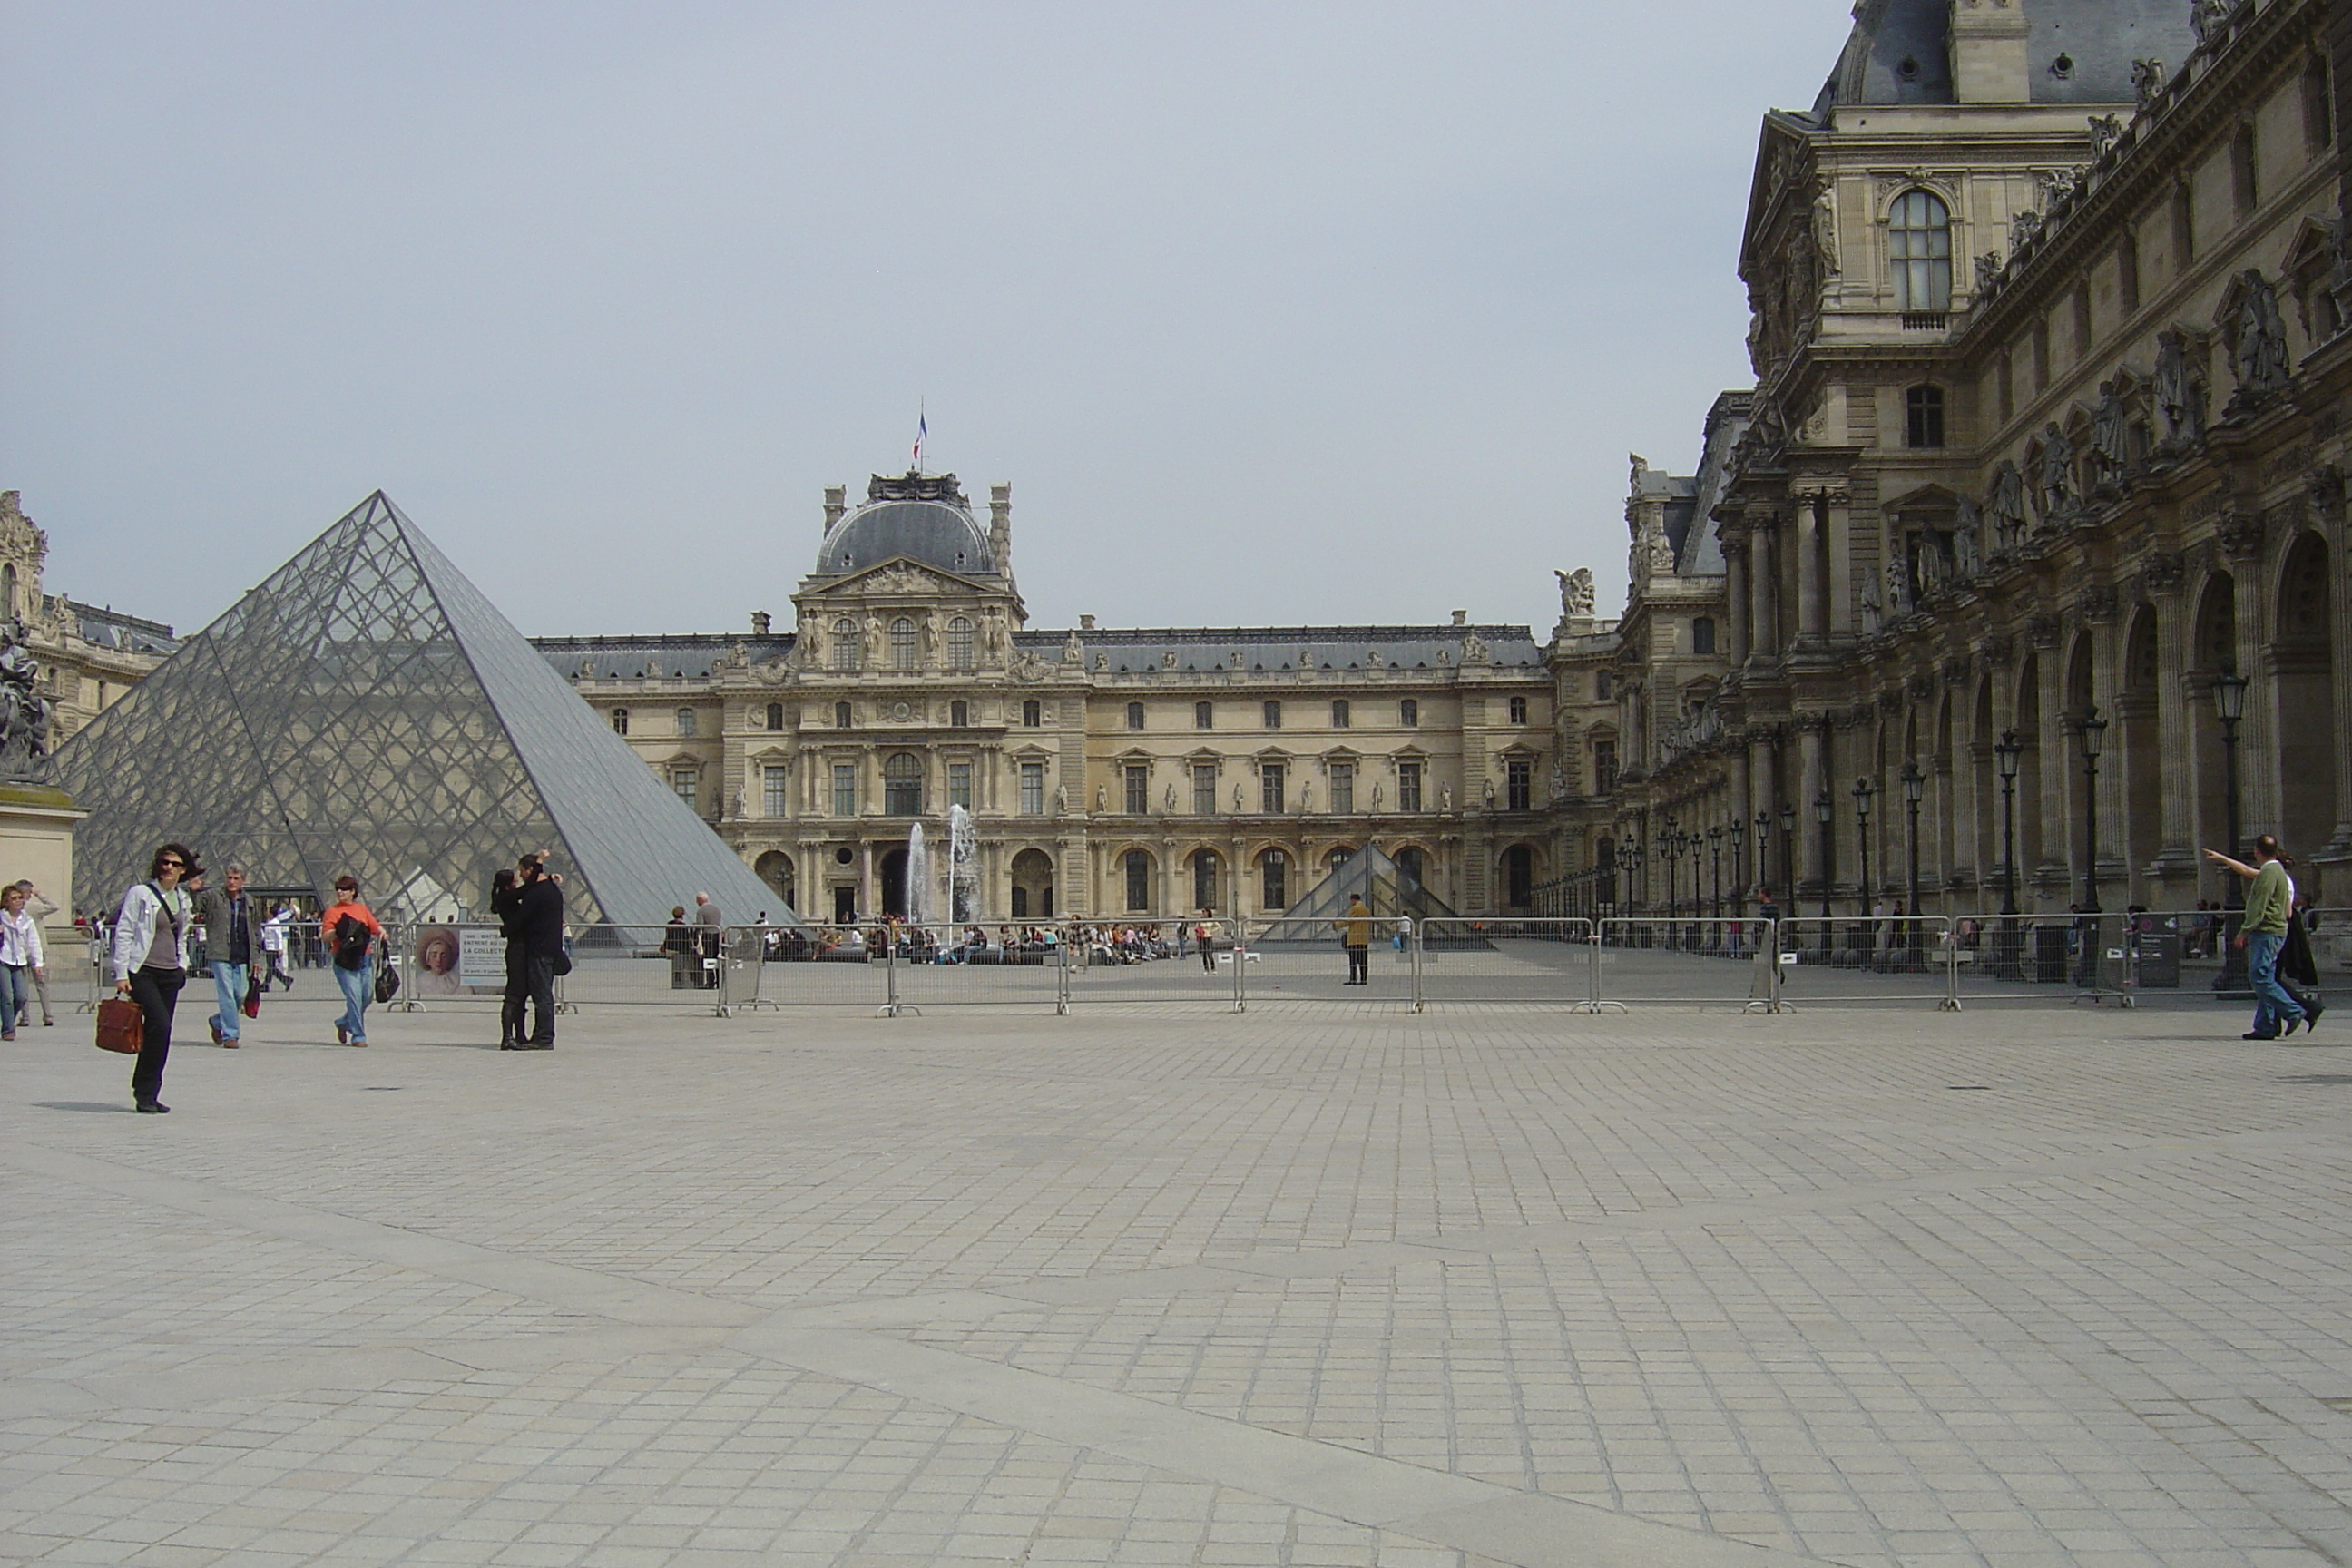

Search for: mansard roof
xmin=533 ymin=633 xmax=793 ymax=681
xmin=1811 ymin=0 xmax=2197 ymax=115
xmin=1015 ymin=624 xmax=1546 ymax=673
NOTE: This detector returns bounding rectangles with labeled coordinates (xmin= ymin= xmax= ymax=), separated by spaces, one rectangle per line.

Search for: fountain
xmin=948 ymin=805 xmax=977 ymax=925
xmin=905 ymin=821 xmax=930 ymax=928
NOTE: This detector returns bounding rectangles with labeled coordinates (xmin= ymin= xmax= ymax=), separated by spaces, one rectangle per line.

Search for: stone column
xmin=2143 ymin=555 xmax=2197 ymax=896
xmin=1798 ymin=717 xmax=1828 ymax=906
xmin=1795 ymin=492 xmax=1826 ymax=653
xmin=858 ymin=839 xmax=875 ymax=919
xmin=1823 ymin=488 xmax=1855 ymax=640
xmin=1730 ymin=749 xmax=1754 ymax=899
xmin=1722 ymin=531 xmax=1750 ymax=663
xmin=2225 ymin=514 xmax=2281 ymax=838
xmin=2030 ymin=617 xmax=2070 ymax=892
xmin=1751 ymin=513 xmax=1780 ymax=659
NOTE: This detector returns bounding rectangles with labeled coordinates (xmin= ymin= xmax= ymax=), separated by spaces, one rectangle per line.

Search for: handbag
xmin=552 ymin=949 xmax=573 ymax=977
xmin=242 ymin=973 xmax=262 ymax=1019
xmin=374 ymin=958 xmax=400 ymax=1003
xmin=95 ymin=996 xmax=144 ymax=1054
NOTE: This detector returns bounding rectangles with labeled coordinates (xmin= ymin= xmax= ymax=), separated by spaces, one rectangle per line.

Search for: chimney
xmin=989 ymin=482 xmax=1013 ymax=577
xmin=1080 ymin=613 xmax=1097 ymax=631
xmin=1451 ymin=609 xmax=1468 ymax=626
xmin=1950 ymin=0 xmax=2031 ymax=103
xmin=750 ymin=611 xmax=771 ymax=636
xmin=822 ymin=485 xmax=846 ymax=534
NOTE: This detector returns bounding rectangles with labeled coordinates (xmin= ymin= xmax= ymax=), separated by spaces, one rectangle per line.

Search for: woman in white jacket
xmin=110 ymin=842 xmax=196 ymax=1114
xmin=0 ymin=882 xmax=45 ymax=1040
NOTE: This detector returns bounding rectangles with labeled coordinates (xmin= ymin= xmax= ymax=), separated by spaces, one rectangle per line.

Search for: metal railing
xmin=1774 ymin=916 xmax=1960 ymax=1010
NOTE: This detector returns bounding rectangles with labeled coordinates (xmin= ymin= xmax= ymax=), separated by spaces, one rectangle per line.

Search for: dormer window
xmin=1889 ymin=190 xmax=1952 ymax=312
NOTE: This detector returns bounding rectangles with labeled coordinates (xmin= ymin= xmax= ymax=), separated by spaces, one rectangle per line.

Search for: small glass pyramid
xmin=45 ymin=492 xmax=782 ymax=927
xmin=1256 ymin=842 xmax=1468 ymax=944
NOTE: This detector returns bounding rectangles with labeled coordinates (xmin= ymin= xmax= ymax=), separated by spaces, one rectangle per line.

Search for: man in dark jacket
xmin=193 ymin=864 xmax=265 ymax=1047
xmin=499 ymin=856 xmax=565 ymax=1050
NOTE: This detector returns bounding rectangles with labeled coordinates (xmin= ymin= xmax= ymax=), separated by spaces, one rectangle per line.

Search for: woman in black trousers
xmin=110 ymin=844 xmax=197 ymax=1113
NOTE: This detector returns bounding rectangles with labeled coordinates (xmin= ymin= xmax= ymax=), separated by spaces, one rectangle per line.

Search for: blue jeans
xmin=2247 ymin=930 xmax=2305 ymax=1034
xmin=334 ymin=960 xmax=372 ymax=1043
xmin=211 ymin=959 xmax=249 ymax=1043
xmin=0 ymin=964 xmax=28 ymax=1034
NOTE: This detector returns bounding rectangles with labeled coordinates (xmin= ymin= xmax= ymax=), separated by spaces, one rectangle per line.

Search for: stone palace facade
xmin=542 ymin=0 xmax=2352 ymax=925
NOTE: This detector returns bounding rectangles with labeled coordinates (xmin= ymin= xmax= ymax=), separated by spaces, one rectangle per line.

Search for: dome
xmin=815 ymin=473 xmax=995 ymax=579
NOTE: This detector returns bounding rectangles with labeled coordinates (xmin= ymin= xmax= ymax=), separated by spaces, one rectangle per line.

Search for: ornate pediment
xmin=811 ymin=559 xmax=985 ymax=599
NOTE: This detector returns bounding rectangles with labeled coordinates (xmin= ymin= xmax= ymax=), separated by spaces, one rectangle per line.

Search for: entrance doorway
xmin=879 ymin=848 xmax=908 ymax=917
xmin=832 ymin=885 xmax=856 ymax=924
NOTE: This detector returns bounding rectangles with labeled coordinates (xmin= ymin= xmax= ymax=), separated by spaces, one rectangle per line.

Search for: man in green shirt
xmin=2206 ymin=837 xmax=2308 ymax=1039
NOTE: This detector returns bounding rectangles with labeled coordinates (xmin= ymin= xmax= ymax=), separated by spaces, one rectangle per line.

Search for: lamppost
xmin=1854 ymin=776 xmax=1877 ymax=958
xmin=2076 ymin=707 xmax=2106 ymax=916
xmin=1660 ymin=816 xmax=1679 ymax=928
xmin=1778 ymin=802 xmax=1796 ymax=911
xmin=1624 ymin=838 xmax=1646 ymax=942
xmin=1814 ymin=788 xmax=1834 ymax=922
xmin=1728 ymin=818 xmax=1747 ymax=953
xmin=1900 ymin=760 xmax=1925 ymax=965
xmin=2213 ymin=666 xmax=2249 ymax=995
xmin=1708 ymin=824 xmax=1724 ymax=919
xmin=1994 ymin=728 xmax=2023 ymax=979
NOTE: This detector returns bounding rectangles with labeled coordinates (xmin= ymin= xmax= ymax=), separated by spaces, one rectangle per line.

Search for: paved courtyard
xmin=4 ymin=986 xmax=2350 ymax=1567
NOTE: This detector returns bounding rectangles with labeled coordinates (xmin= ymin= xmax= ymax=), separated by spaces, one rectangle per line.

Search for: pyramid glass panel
xmin=45 ymin=492 xmax=783 ymax=927
xmin=1257 ymin=843 xmax=1470 ymax=944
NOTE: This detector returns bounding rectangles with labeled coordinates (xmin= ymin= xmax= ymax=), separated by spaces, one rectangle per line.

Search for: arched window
xmin=1330 ymin=699 xmax=1350 ymax=728
xmin=1263 ymin=700 xmax=1283 ymax=730
xmin=890 ymin=617 xmax=917 ymax=671
xmin=675 ymin=708 xmax=697 ymax=737
xmin=764 ymin=701 xmax=784 ymax=730
xmin=950 ymin=700 xmax=969 ymax=728
xmin=1123 ymin=848 xmax=1152 ymax=912
xmin=1022 ymin=699 xmax=1043 ymax=727
xmin=1399 ymin=699 xmax=1419 ymax=727
xmin=946 ymin=616 xmax=975 ymax=670
xmin=1326 ymin=845 xmax=1354 ymax=871
xmin=832 ymin=618 xmax=859 ymax=671
xmin=610 ymin=708 xmax=629 ymax=736
xmin=1396 ymin=845 xmax=1426 ymax=888
xmin=2 ymin=564 xmax=16 ymax=618
xmin=1888 ymin=189 xmax=1952 ymax=313
xmin=1507 ymin=696 xmax=1528 ymax=724
xmin=1691 ymin=617 xmax=1717 ymax=655
xmin=883 ymin=753 xmax=923 ymax=815
xmin=1195 ymin=701 xmax=1214 ymax=730
xmin=1906 ymin=384 xmax=1945 ymax=448
xmin=834 ymin=701 xmax=853 ymax=728
xmin=1259 ymin=849 xmax=1288 ymax=909
xmin=1126 ymin=701 xmax=1145 ymax=731
xmin=1191 ymin=848 xmax=1220 ymax=912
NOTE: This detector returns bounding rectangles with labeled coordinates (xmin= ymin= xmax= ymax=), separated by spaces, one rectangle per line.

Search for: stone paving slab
xmin=2 ymin=991 xmax=2349 ymax=1565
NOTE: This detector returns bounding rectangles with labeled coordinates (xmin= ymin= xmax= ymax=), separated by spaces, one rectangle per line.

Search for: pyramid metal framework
xmin=1257 ymin=843 xmax=1468 ymax=944
xmin=45 ymin=492 xmax=784 ymax=928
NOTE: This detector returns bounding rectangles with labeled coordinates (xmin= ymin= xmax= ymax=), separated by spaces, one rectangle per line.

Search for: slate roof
xmin=64 ymin=601 xmax=178 ymax=657
xmin=1011 ymin=625 xmax=1546 ymax=673
xmin=1811 ymin=0 xmax=2197 ymax=115
xmin=533 ymin=635 xmax=794 ymax=681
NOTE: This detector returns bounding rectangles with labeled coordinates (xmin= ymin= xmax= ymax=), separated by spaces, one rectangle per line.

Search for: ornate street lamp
xmin=1660 ymin=816 xmax=1679 ymax=928
xmin=1994 ymin=728 xmax=2024 ymax=979
xmin=2076 ymin=707 xmax=2106 ymax=916
xmin=2214 ymin=666 xmax=2249 ymax=995
xmin=1814 ymin=788 xmax=1835 ymax=921
xmin=1853 ymin=776 xmax=1877 ymax=958
xmin=1728 ymin=817 xmax=1748 ymax=952
xmin=1776 ymin=803 xmax=1795 ymax=906
xmin=1900 ymin=760 xmax=1926 ymax=965
xmin=1708 ymin=823 xmax=1724 ymax=924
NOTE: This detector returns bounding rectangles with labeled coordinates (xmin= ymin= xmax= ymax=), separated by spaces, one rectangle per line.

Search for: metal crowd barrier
xmin=1593 ymin=917 xmax=1779 ymax=1011
xmin=1416 ymin=917 xmax=1597 ymax=1011
xmin=1773 ymin=915 xmax=1960 ymax=1010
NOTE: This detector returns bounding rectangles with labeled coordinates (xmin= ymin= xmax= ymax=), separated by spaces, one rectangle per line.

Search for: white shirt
xmin=0 ymin=906 xmax=44 ymax=968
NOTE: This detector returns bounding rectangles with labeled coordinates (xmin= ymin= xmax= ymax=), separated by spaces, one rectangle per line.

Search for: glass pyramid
xmin=44 ymin=491 xmax=783 ymax=928
xmin=1256 ymin=843 xmax=1469 ymax=944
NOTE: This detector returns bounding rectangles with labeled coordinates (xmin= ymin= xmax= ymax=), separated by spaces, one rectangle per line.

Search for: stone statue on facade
xmin=1918 ymin=533 xmax=1949 ymax=594
xmin=1986 ymin=460 xmax=2028 ymax=548
xmin=1954 ymin=501 xmax=1984 ymax=578
xmin=1974 ymin=252 xmax=2004 ymax=293
xmin=2010 ymin=209 xmax=2043 ymax=253
xmin=2132 ymin=59 xmax=2167 ymax=111
xmin=1094 ymin=783 xmax=1106 ymax=812
xmin=0 ymin=620 xmax=53 ymax=778
xmin=1440 ymin=785 xmax=1452 ymax=813
xmin=2191 ymin=0 xmax=2237 ymax=50
xmin=1460 ymin=631 xmax=1488 ymax=663
xmin=1162 ymin=782 xmax=1176 ymax=814
xmin=1859 ymin=566 xmax=1884 ymax=634
xmin=1482 ymin=778 xmax=1496 ymax=811
xmin=1371 ymin=779 xmax=1385 ymax=812
xmin=1054 ymin=784 xmax=1068 ymax=816
xmin=1233 ymin=782 xmax=1244 ymax=812
xmin=863 ymin=614 xmax=886 ymax=663
xmin=2036 ymin=422 xmax=2076 ymax=524
xmin=2088 ymin=113 xmax=2124 ymax=161
xmin=2155 ymin=328 xmax=2205 ymax=446
xmin=1889 ymin=545 xmax=1916 ymax=618
xmin=2229 ymin=269 xmax=2291 ymax=403
xmin=2089 ymin=380 xmax=2131 ymax=486
xmin=1811 ymin=181 xmax=1840 ymax=275
xmin=1063 ymin=630 xmax=1083 ymax=665
xmin=1299 ymin=779 xmax=1314 ymax=813
xmin=1555 ymin=566 xmax=1596 ymax=621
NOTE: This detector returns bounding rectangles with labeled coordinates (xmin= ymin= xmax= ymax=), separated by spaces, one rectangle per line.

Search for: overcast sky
xmin=1 ymin=2 xmax=1855 ymax=642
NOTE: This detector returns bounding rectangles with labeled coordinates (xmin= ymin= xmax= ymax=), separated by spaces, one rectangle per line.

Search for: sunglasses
xmin=158 ymin=858 xmax=186 ymax=868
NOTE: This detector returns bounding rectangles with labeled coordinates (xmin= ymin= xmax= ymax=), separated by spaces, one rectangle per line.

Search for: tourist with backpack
xmin=318 ymin=875 xmax=384 ymax=1046
xmin=110 ymin=843 xmax=198 ymax=1112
